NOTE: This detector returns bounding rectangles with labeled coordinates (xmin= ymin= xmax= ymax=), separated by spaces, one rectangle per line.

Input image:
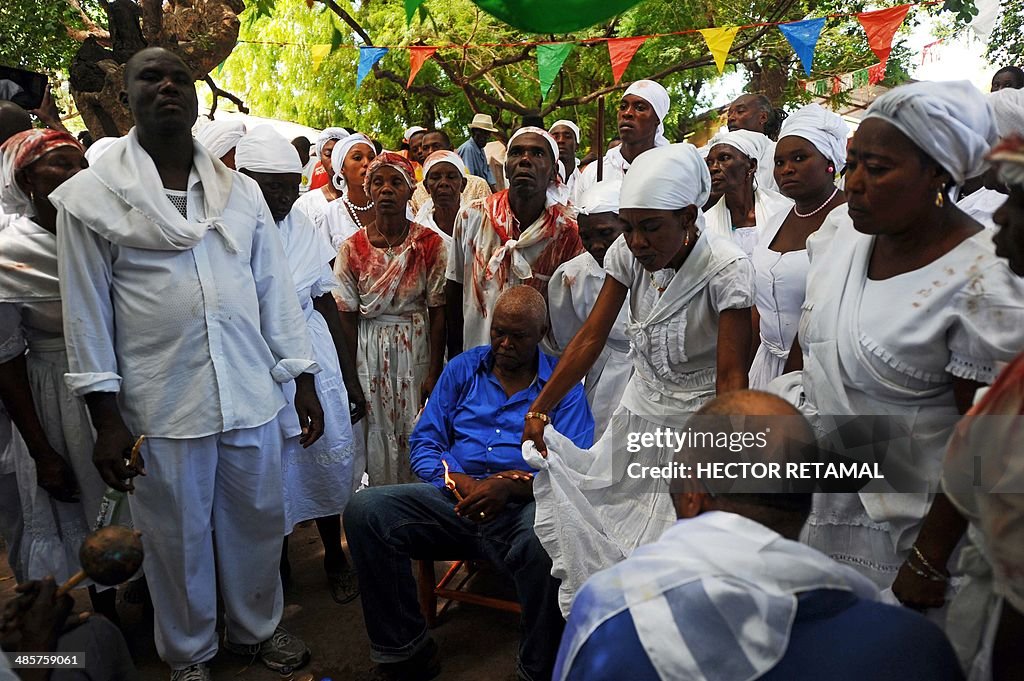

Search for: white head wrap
xmin=331 ymin=133 xmax=375 ymax=191
xmin=84 ymin=136 xmax=119 ymax=164
xmin=708 ymin=129 xmax=771 ymax=165
xmin=619 ymin=143 xmax=711 ymax=211
xmin=507 ymin=126 xmax=568 ymax=205
xmin=548 ymin=119 xmax=581 ymax=144
xmin=316 ymin=127 xmax=350 ymax=159
xmin=422 ymin=150 xmax=467 ymax=179
xmin=778 ymin=103 xmax=850 ymax=169
xmin=404 ymin=125 xmax=427 ymax=141
xmin=990 ymin=87 xmax=1024 ymax=138
xmin=194 ymin=119 xmax=246 ymax=159
xmin=862 ymin=80 xmax=998 ymax=186
xmin=623 ymin=80 xmax=671 ymax=147
xmin=235 ymin=126 xmax=303 ymax=175
xmin=576 ymin=180 xmax=621 ymax=215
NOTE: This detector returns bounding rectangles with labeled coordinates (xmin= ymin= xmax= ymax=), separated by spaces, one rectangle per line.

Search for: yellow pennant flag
xmin=699 ymin=27 xmax=740 ymax=74
xmin=310 ymin=44 xmax=331 ymax=72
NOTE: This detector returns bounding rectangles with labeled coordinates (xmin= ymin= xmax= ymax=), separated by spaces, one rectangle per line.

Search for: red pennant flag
xmin=607 ymin=36 xmax=647 ymax=84
xmin=407 ymin=46 xmax=438 ymax=88
xmin=858 ymin=5 xmax=910 ymax=69
xmin=868 ymin=62 xmax=888 ymax=85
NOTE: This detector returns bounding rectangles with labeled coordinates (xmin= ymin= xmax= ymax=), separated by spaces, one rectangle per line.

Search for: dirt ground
xmin=0 ymin=523 xmax=520 ymax=680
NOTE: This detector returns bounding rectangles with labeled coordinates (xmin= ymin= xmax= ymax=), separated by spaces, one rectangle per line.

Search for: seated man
xmin=344 ymin=286 xmax=594 ymax=681
xmin=554 ymin=391 xmax=964 ymax=681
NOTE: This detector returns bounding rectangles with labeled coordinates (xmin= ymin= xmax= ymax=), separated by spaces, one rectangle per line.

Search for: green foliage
xmin=0 ymin=0 xmax=102 ymax=74
xmin=986 ymin=0 xmax=1024 ymax=67
xmin=213 ymin=0 xmax=951 ymax=151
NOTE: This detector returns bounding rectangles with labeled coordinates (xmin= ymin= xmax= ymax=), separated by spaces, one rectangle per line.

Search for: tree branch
xmin=64 ymin=0 xmax=110 ymax=40
xmin=204 ymin=75 xmax=249 ymax=116
xmin=372 ymin=66 xmax=452 ymax=97
xmin=317 ymin=0 xmax=372 ymax=44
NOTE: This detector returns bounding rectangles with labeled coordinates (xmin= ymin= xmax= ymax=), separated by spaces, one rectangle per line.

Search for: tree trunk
xmin=69 ymin=0 xmax=244 ymax=138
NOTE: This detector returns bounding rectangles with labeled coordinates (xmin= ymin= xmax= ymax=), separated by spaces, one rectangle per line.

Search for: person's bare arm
xmin=83 ymin=393 xmax=140 ymax=493
xmin=314 ymin=293 xmax=365 ymax=423
xmin=783 ymin=333 xmax=804 ymax=373
xmin=445 ymin=280 xmax=464 ymax=358
xmin=716 ymin=307 xmax=752 ymax=394
xmin=422 ymin=306 xmax=446 ymax=404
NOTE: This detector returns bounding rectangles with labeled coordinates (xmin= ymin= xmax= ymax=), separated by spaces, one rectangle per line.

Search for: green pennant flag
xmin=537 ymin=43 xmax=574 ymax=99
xmin=406 ymin=0 xmax=425 ymax=23
xmin=471 ymin=0 xmax=641 ymax=33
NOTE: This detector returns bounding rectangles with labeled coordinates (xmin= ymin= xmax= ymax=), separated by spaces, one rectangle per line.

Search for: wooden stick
xmin=55 ymin=570 xmax=87 ymax=598
xmin=596 ymin=96 xmax=605 ymax=182
xmin=446 ymin=483 xmax=465 ymax=502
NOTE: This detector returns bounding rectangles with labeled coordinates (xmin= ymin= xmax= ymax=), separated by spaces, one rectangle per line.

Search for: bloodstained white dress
xmin=278 ymin=209 xmax=356 ymax=530
xmin=335 ymin=221 xmax=448 ymax=485
xmin=545 ymin=251 xmax=632 ymax=438
xmin=526 ymin=233 xmax=754 ymax=613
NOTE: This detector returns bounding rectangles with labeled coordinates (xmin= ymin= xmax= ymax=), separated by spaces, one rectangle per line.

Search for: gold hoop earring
xmin=935 ymin=190 xmax=945 ymax=208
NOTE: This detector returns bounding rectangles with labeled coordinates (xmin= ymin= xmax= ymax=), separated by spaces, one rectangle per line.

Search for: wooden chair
xmin=416 ymin=559 xmax=521 ymax=628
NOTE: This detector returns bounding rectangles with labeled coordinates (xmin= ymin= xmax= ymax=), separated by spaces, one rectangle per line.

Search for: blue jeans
xmin=343 ymin=483 xmax=565 ymax=681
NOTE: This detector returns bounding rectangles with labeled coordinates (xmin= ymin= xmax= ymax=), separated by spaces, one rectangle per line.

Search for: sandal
xmin=327 ymin=566 xmax=360 ymax=605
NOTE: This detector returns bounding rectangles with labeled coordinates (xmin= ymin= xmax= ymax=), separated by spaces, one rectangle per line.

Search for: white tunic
xmin=545 ymin=251 xmax=632 ymax=438
xmin=278 ymin=210 xmax=355 ymax=529
xmin=528 ymin=233 xmax=755 ymax=613
xmin=322 ymin=197 xmax=365 ymax=252
xmin=774 ymin=207 xmax=1024 ymax=589
xmin=704 ymin=187 xmax=793 ymax=259
xmin=293 ymin=187 xmax=332 ymax=246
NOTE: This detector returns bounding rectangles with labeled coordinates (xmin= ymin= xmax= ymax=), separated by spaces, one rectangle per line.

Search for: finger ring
xmin=479 ymin=512 xmax=486 ymax=518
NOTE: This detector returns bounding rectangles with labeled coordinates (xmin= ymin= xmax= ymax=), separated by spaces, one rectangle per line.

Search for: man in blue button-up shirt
xmin=344 ymin=286 xmax=594 ymax=681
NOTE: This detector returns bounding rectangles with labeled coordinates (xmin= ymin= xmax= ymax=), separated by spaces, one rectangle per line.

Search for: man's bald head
xmin=124 ymin=47 xmax=191 ymax=84
xmin=0 ymin=101 xmax=32 ymax=145
xmin=490 ymin=286 xmax=548 ymax=373
xmin=696 ymin=389 xmax=803 ymax=419
xmin=121 ymin=47 xmax=199 ymax=136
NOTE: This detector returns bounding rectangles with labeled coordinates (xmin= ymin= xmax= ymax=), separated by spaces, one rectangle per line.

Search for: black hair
xmin=753 ymin=94 xmax=788 ymax=141
xmin=424 ymin=129 xmax=452 ymax=148
xmin=994 ymin=66 xmax=1024 ymax=89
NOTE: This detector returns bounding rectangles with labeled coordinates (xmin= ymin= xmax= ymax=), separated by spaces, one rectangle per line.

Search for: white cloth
xmin=422 ymin=150 xmax=467 ymax=179
xmin=553 ymin=511 xmax=880 ymax=681
xmin=624 ymin=80 xmax=671 ymax=147
xmin=193 ymin=119 xmax=245 ymax=159
xmin=544 ymin=251 xmax=632 ymax=438
xmin=704 ymin=187 xmax=793 ymax=258
xmin=293 ymin=187 xmax=333 ymax=248
xmin=331 ymin=134 xmax=375 ymax=191
xmin=779 ymin=103 xmax=850 ymax=169
xmin=235 ymin=126 xmax=303 ymax=174
xmin=989 ymin=87 xmax=1024 ymax=137
xmin=413 ymin=198 xmax=459 ymax=239
xmin=708 ymin=129 xmax=778 ymax=193
xmin=575 ymin=180 xmax=621 ymax=215
xmin=863 ymin=80 xmax=999 ymax=186
xmin=529 ymin=233 xmax=754 ymax=611
xmin=322 ymin=197 xmax=365 ymax=251
xmin=277 ymin=210 xmax=355 ymax=528
xmin=51 ymin=132 xmax=317 ymax=438
xmin=619 ymin=143 xmax=711 ymax=211
xmin=549 ymin=119 xmax=581 ymax=143
xmin=771 ymin=208 xmax=1024 ymax=588
xmin=84 ymin=137 xmax=118 ymax=164
xmin=748 ymin=205 xmax=817 ymax=389
xmin=957 ymin=188 xmax=1005 ymax=230
xmin=316 ymin=127 xmax=350 ymax=158
xmin=0 ymin=140 xmax=33 ymax=218
xmin=128 ymin=419 xmax=286 ymax=667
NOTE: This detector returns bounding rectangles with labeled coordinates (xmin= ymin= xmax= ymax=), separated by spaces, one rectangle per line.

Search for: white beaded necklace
xmin=343 ymin=193 xmax=374 ymax=231
xmin=793 ymin=186 xmax=839 ymax=219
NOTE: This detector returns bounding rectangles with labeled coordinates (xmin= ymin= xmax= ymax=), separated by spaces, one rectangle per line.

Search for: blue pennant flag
xmin=778 ymin=18 xmax=826 ymax=76
xmin=357 ymin=46 xmax=390 ymax=88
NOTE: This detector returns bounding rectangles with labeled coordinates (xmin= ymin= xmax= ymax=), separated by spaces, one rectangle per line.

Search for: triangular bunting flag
xmin=407 ymin=46 xmax=438 ymax=88
xmin=699 ymin=27 xmax=740 ymax=74
xmin=537 ymin=43 xmax=574 ymax=99
xmin=858 ymin=5 xmax=910 ymax=68
xmin=868 ymin=61 xmax=888 ymax=84
xmin=405 ymin=0 xmax=425 ymax=23
xmin=357 ymin=46 xmax=389 ymax=88
xmin=607 ymin=36 xmax=647 ymax=84
xmin=310 ymin=44 xmax=331 ymax=73
xmin=778 ymin=18 xmax=825 ymax=76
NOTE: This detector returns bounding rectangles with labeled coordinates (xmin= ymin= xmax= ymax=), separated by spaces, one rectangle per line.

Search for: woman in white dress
xmin=521 ymin=144 xmax=754 ymax=611
xmin=292 ymin=127 xmax=348 ymax=238
xmin=748 ymin=104 xmax=849 ymax=389
xmin=774 ymin=82 xmax=1024 ymax=599
xmin=322 ymin=133 xmax=378 ymax=251
xmin=0 ymin=129 xmax=120 ymax=620
xmin=413 ymin=150 xmax=467 ymax=238
xmin=235 ymin=127 xmax=363 ymax=603
xmin=336 ymin=152 xmax=448 ymax=486
xmin=704 ymin=129 xmax=792 ymax=258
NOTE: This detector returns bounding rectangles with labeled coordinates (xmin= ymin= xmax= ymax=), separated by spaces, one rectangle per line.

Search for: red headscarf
xmin=364 ymin=151 xmax=416 ymax=194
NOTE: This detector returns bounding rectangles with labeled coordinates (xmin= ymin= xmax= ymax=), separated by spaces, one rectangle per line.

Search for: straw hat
xmin=468 ymin=113 xmax=498 ymax=132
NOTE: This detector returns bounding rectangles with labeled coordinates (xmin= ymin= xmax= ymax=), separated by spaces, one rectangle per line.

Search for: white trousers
xmin=128 ymin=419 xmax=285 ymax=669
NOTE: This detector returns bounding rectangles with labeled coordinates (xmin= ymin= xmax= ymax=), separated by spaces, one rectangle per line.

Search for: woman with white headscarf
xmin=770 ymin=81 xmax=1024 ymax=603
xmin=521 ymin=143 xmax=755 ymax=612
xmin=749 ymin=104 xmax=849 ymax=389
xmin=193 ymin=118 xmax=245 ymax=169
xmin=414 ymin=150 xmax=468 ymax=237
xmin=235 ymin=126 xmax=362 ymax=603
xmin=322 ymin=133 xmax=377 ymax=251
xmin=704 ymin=129 xmax=793 ymax=258
xmin=0 ymin=129 xmax=124 ymax=620
xmin=571 ymin=80 xmax=671 ymax=204
xmin=544 ymin=180 xmax=632 ymax=438
xmin=293 ymin=127 xmax=350 ymax=242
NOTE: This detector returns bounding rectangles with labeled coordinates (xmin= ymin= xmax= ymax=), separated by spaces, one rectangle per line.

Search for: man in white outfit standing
xmin=49 ymin=47 xmax=323 ymax=681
